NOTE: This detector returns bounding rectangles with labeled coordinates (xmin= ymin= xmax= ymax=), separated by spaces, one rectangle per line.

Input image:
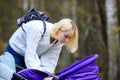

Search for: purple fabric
xmin=18 ymin=69 xmax=48 ymax=80
xmin=12 ymin=54 xmax=102 ymax=80
xmin=12 ymin=69 xmax=59 ymax=80
xmin=58 ymin=54 xmax=102 ymax=80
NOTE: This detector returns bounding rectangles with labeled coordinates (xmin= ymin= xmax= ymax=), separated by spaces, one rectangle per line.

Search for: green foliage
xmin=0 ymin=41 xmax=6 ymax=55
xmin=0 ymin=0 xmax=17 ymax=41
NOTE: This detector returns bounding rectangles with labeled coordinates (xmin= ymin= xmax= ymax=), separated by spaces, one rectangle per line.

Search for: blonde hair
xmin=51 ymin=18 xmax=78 ymax=53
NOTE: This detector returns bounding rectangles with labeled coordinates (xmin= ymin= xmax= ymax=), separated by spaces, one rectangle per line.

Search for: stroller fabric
xmin=12 ymin=54 xmax=102 ymax=80
xmin=58 ymin=54 xmax=101 ymax=80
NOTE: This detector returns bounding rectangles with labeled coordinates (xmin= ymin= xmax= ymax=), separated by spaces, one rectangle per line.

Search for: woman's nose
xmin=65 ymin=38 xmax=69 ymax=42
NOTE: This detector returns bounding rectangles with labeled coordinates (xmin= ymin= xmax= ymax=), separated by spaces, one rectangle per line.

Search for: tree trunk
xmin=105 ymin=0 xmax=119 ymax=80
xmin=22 ymin=0 xmax=28 ymax=11
xmin=71 ymin=0 xmax=77 ymax=22
xmin=30 ymin=0 xmax=35 ymax=9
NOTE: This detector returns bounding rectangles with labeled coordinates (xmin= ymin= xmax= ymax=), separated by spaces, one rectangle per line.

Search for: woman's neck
xmin=50 ymin=36 xmax=56 ymax=44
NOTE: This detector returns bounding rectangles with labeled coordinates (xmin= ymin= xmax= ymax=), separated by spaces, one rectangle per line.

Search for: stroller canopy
xmin=12 ymin=54 xmax=102 ymax=80
xmin=58 ymin=54 xmax=101 ymax=80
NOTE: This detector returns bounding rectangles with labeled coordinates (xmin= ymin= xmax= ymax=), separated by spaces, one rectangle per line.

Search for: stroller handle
xmin=12 ymin=73 xmax=28 ymax=80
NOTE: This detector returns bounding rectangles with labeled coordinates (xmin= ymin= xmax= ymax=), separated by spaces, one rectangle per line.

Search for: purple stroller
xmin=12 ymin=54 xmax=102 ymax=80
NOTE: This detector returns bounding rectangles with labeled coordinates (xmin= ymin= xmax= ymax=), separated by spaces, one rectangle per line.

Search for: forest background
xmin=0 ymin=0 xmax=120 ymax=80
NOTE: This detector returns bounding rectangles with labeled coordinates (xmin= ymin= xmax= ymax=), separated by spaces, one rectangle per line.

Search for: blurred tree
xmin=116 ymin=0 xmax=120 ymax=79
xmin=0 ymin=0 xmax=17 ymax=42
xmin=105 ymin=0 xmax=120 ymax=80
xmin=76 ymin=0 xmax=108 ymax=79
xmin=23 ymin=0 xmax=28 ymax=11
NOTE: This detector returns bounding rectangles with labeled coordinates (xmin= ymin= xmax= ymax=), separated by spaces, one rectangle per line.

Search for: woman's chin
xmin=59 ymin=40 xmax=64 ymax=43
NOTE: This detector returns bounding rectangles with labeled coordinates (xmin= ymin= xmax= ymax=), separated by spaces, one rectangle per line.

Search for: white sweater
xmin=9 ymin=20 xmax=63 ymax=73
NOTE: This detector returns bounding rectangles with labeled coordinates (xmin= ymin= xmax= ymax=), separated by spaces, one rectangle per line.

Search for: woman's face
xmin=57 ymin=29 xmax=74 ymax=43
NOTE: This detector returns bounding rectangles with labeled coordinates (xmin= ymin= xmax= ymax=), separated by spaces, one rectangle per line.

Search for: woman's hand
xmin=44 ymin=77 xmax=53 ymax=80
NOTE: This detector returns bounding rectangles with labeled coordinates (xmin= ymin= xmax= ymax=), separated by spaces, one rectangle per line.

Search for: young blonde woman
xmin=4 ymin=18 xmax=78 ymax=79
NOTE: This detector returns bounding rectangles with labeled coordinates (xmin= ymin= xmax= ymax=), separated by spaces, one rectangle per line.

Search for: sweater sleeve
xmin=40 ymin=42 xmax=63 ymax=73
xmin=24 ymin=22 xmax=43 ymax=70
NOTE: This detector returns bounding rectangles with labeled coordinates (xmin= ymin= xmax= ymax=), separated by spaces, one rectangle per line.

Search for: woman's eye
xmin=64 ymin=35 xmax=71 ymax=39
